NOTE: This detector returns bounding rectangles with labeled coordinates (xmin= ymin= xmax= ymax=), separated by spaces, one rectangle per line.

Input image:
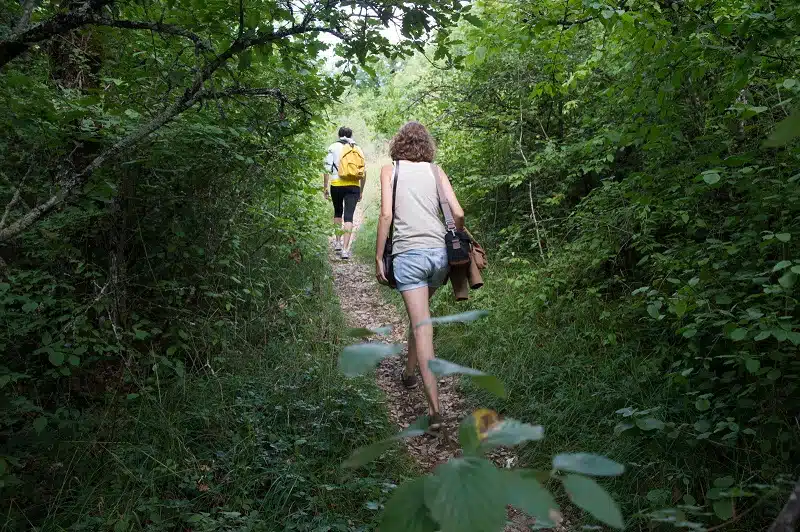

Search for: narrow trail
xmin=328 ymin=204 xmax=559 ymax=531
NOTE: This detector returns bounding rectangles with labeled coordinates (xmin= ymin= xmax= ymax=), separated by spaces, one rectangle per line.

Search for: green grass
xmin=353 ymin=206 xmax=783 ymax=530
xmin=3 ymin=249 xmax=413 ymax=532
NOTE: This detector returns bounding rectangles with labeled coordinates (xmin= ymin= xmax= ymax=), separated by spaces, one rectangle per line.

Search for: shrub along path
xmin=328 ymin=204 xmax=563 ymax=531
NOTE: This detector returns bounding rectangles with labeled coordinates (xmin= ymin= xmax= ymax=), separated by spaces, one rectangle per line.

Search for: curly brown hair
xmin=389 ymin=121 xmax=437 ymax=162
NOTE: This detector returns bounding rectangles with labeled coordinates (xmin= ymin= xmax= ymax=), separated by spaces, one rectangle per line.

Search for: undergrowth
xmin=2 ymin=248 xmax=413 ymax=531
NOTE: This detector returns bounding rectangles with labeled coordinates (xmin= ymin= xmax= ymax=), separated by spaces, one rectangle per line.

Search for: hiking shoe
xmin=428 ymin=413 xmax=443 ymax=431
xmin=334 ymin=241 xmax=342 ymax=252
xmin=341 ymin=250 xmax=350 ymax=260
xmin=401 ymin=372 xmax=419 ymax=389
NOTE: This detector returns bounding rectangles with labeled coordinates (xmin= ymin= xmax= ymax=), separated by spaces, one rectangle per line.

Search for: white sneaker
xmin=334 ymin=241 xmax=342 ymax=252
xmin=341 ymin=250 xmax=350 ymax=260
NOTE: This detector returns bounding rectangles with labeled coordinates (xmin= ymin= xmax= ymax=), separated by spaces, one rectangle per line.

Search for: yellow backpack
xmin=336 ymin=141 xmax=366 ymax=181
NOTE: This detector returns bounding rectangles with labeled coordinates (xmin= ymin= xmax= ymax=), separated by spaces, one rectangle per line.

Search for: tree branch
xmin=12 ymin=0 xmax=41 ymax=35
xmin=769 ymin=479 xmax=800 ymax=532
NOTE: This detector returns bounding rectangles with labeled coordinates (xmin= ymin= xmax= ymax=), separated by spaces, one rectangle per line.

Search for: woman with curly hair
xmin=375 ymin=121 xmax=465 ymax=430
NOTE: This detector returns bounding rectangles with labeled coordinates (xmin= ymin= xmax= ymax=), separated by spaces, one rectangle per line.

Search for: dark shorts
xmin=330 ymin=185 xmax=359 ymax=223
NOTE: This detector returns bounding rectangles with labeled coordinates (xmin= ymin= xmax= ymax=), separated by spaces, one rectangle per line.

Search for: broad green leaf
xmin=381 ymin=477 xmax=438 ymax=532
xmin=552 ymin=453 xmax=624 ymax=477
xmin=702 ymin=171 xmax=721 ymax=185
xmin=424 ymin=458 xmax=506 ymax=532
xmin=764 ymin=111 xmax=800 ymax=147
xmin=339 ymin=343 xmax=402 ymax=377
xmin=792 ymin=265 xmax=800 ymax=274
xmin=695 ymin=398 xmax=711 ymax=411
xmin=729 ymin=328 xmax=748 ymax=341
xmin=635 ymin=417 xmax=664 ymax=431
xmin=41 ymin=332 xmax=52 ymax=346
xmin=463 ymin=13 xmax=484 ymax=27
xmin=459 ymin=415 xmax=481 ymax=454
xmin=471 ymin=374 xmax=506 ymax=397
xmin=342 ymin=438 xmax=395 ymax=468
xmin=48 ymin=351 xmax=65 ymax=366
xmin=32 ymin=416 xmax=48 ymax=435
xmin=416 ymin=310 xmax=489 ymax=328
xmin=562 ymin=474 xmax=624 ymax=529
xmin=767 ymin=369 xmax=781 ymax=380
xmin=713 ymin=499 xmax=734 ymax=520
xmin=345 ymin=325 xmax=393 ymax=338
xmin=483 ymin=418 xmax=544 ymax=447
xmin=713 ymin=476 xmax=734 ymax=488
xmin=745 ymin=358 xmax=760 ymax=373
xmin=754 ymin=331 xmax=771 ymax=341
xmin=428 ymin=358 xmax=484 ymax=377
xmin=773 ymin=260 xmax=792 ymax=272
xmin=503 ymin=469 xmax=560 ymax=525
xmin=343 ymin=416 xmax=428 ymax=468
xmin=776 ymin=233 xmax=791 ymax=242
xmin=778 ymin=272 xmax=796 ymax=289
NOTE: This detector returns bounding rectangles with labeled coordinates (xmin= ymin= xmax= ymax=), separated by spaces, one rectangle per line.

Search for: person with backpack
xmin=323 ymin=127 xmax=366 ymax=259
xmin=374 ymin=121 xmax=465 ymax=431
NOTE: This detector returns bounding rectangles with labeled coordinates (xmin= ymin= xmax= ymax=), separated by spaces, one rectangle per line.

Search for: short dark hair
xmin=338 ymin=126 xmax=353 ymax=138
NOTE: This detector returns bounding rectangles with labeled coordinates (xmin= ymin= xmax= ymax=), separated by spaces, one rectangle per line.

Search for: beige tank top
xmin=391 ymin=161 xmax=446 ymax=255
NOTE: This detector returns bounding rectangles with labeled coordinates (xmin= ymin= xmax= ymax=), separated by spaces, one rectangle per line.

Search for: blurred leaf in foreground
xmin=339 ymin=343 xmax=402 ymax=377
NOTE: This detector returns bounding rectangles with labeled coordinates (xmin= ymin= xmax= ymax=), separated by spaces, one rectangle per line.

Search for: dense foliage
xmin=352 ymin=0 xmax=800 ymax=528
xmin=0 ymin=0 xmax=470 ymax=528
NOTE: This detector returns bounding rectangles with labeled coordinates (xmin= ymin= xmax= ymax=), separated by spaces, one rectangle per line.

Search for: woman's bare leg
xmin=401 ymin=286 xmax=440 ymax=415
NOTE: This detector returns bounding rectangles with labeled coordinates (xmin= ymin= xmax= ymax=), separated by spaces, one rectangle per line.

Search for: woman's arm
xmin=437 ymin=166 xmax=465 ymax=229
xmin=375 ymin=164 xmax=394 ymax=283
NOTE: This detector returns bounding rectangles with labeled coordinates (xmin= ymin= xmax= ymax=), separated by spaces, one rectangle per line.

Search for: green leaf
xmin=695 ymin=398 xmax=711 ymax=411
xmin=342 ymin=438 xmax=396 ymax=468
xmin=503 ymin=469 xmax=560 ymax=525
xmin=729 ymin=328 xmax=748 ymax=341
xmin=754 ymin=331 xmax=771 ymax=341
xmin=773 ymin=260 xmax=792 ymax=272
xmin=346 ymin=326 xmax=393 ymax=338
xmin=41 ymin=332 xmax=52 ymax=346
xmin=463 ymin=13 xmax=484 ymax=27
xmin=381 ymin=477 xmax=438 ymax=532
xmin=702 ymin=171 xmax=721 ymax=185
xmin=767 ymin=369 xmax=781 ymax=380
xmin=32 ymin=416 xmax=48 ymax=435
xmin=22 ymin=301 xmax=38 ymax=313
xmin=428 ymin=358 xmax=484 ymax=377
xmin=745 ymin=358 xmax=760 ymax=373
xmin=459 ymin=415 xmax=481 ymax=454
xmin=471 ymin=374 xmax=506 ymax=397
xmin=416 ymin=310 xmax=489 ymax=328
xmin=343 ymin=416 xmax=427 ymax=468
xmin=713 ymin=499 xmax=734 ymax=520
xmin=552 ymin=454 xmax=625 ymax=477
xmin=764 ymin=111 xmax=800 ymax=147
xmin=775 ymin=233 xmax=791 ymax=242
xmin=424 ymin=458 xmax=506 ymax=532
xmin=714 ymin=476 xmax=734 ymax=488
xmin=562 ymin=474 xmax=624 ymax=529
xmin=483 ymin=418 xmax=544 ymax=447
xmin=778 ymin=272 xmax=796 ymax=289
xmin=48 ymin=351 xmax=65 ymax=366
xmin=339 ymin=343 xmax=402 ymax=377
xmin=792 ymin=266 xmax=800 ymax=274
xmin=646 ymin=304 xmax=660 ymax=318
xmin=635 ymin=417 xmax=664 ymax=431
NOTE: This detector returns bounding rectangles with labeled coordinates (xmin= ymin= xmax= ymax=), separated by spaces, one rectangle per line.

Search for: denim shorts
xmin=393 ymin=248 xmax=449 ymax=292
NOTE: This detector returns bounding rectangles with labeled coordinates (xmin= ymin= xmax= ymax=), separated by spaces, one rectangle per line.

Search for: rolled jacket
xmin=448 ymin=229 xmax=486 ymax=301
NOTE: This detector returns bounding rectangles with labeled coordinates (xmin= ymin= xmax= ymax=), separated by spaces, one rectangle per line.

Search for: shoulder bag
xmin=431 ymin=163 xmax=471 ymax=266
xmin=381 ymin=161 xmax=400 ymax=287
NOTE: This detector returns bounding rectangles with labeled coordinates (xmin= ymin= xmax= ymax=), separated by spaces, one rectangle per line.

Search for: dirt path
xmin=329 ymin=205 xmax=552 ymax=531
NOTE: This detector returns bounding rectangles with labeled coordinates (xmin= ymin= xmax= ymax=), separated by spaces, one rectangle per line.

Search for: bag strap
xmin=389 ymin=161 xmax=400 ymax=240
xmin=431 ymin=163 xmax=457 ymax=232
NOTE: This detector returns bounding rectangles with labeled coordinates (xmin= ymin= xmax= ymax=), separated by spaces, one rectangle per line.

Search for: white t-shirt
xmin=324 ymin=137 xmax=365 ymax=176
